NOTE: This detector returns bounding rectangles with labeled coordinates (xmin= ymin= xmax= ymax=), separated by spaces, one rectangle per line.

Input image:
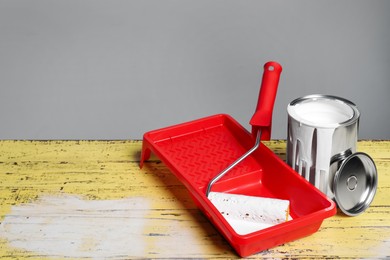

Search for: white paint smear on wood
xmin=0 ymin=194 xmax=202 ymax=258
xmin=370 ymin=237 xmax=390 ymax=258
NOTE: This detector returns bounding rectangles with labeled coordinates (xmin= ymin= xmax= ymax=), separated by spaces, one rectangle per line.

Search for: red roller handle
xmin=249 ymin=61 xmax=282 ymax=140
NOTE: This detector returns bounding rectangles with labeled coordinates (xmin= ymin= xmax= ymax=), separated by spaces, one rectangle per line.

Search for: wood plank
xmin=0 ymin=140 xmax=389 ymax=259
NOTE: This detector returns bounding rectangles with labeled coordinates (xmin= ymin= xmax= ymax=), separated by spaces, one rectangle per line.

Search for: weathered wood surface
xmin=0 ymin=140 xmax=389 ymax=259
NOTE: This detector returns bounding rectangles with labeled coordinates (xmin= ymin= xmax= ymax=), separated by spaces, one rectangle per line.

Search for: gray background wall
xmin=1 ymin=0 xmax=389 ymax=140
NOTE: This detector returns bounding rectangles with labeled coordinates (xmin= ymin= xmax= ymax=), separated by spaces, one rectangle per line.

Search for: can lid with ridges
xmin=333 ymin=152 xmax=378 ymax=216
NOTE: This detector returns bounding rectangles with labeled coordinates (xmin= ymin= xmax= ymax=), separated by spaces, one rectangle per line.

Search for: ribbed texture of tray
xmin=155 ymin=125 xmax=260 ymax=189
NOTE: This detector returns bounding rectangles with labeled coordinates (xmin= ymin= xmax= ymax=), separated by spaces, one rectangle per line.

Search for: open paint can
xmin=287 ymin=95 xmax=377 ymax=216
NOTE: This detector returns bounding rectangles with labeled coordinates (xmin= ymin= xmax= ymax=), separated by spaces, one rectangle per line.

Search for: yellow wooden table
xmin=0 ymin=140 xmax=389 ymax=259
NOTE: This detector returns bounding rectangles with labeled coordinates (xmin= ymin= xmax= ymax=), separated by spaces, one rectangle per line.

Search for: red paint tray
xmin=140 ymin=62 xmax=336 ymax=257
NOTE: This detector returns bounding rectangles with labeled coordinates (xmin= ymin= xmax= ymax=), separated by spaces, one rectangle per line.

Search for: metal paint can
xmin=286 ymin=94 xmax=377 ymax=216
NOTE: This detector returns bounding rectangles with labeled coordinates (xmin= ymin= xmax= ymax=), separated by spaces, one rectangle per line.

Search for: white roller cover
xmin=208 ymin=192 xmax=291 ymax=235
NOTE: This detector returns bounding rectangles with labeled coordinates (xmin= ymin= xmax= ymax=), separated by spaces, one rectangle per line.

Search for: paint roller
xmin=208 ymin=192 xmax=291 ymax=235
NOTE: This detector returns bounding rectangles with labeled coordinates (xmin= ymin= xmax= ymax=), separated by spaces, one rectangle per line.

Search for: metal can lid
xmin=333 ymin=152 xmax=377 ymax=216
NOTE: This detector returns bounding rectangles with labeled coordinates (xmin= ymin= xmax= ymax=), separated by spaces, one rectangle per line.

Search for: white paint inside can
xmin=288 ymin=97 xmax=355 ymax=127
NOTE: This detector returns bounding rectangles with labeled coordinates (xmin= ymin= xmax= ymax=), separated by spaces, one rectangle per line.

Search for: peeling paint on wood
xmin=0 ymin=140 xmax=389 ymax=259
